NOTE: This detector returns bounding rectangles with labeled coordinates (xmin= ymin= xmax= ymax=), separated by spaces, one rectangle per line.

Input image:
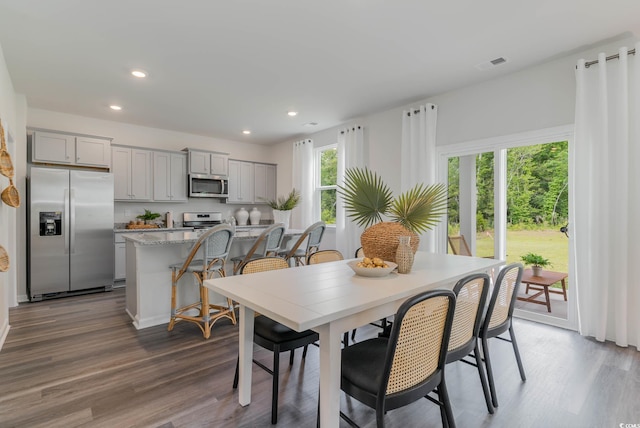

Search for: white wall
xmin=272 ymin=36 xmax=638 ymax=254
xmin=278 ymin=36 xmax=638 ymax=182
xmin=0 ymin=42 xmax=27 ymax=350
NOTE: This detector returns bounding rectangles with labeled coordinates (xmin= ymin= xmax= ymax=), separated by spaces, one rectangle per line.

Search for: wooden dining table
xmin=204 ymin=251 xmax=503 ymax=427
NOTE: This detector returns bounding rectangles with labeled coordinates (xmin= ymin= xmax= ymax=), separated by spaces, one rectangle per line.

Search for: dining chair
xmin=448 ymin=235 xmax=472 ymax=256
xmin=480 ymin=262 xmax=526 ymax=408
xmin=355 ymin=247 xmax=365 ymax=258
xmin=338 ymin=289 xmax=457 ymax=428
xmin=306 ymin=249 xmax=343 ymax=265
xmin=279 ymin=221 xmax=325 ymax=266
xmin=232 ymin=256 xmax=320 ymax=425
xmin=230 ymin=223 xmax=286 ymax=275
xmin=167 ymin=224 xmax=235 ymax=339
xmin=446 ymin=273 xmax=493 ymax=414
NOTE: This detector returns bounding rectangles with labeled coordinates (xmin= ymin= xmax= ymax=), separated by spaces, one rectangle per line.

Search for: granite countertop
xmin=123 ymin=228 xmax=304 ymax=246
xmin=114 ymin=227 xmax=194 ymax=233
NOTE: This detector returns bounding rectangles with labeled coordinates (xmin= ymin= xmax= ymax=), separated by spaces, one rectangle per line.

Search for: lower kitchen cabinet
xmin=115 ymin=243 xmax=126 ymax=281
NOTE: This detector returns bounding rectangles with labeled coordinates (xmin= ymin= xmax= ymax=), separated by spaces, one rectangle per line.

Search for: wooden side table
xmin=517 ymin=269 xmax=568 ymax=313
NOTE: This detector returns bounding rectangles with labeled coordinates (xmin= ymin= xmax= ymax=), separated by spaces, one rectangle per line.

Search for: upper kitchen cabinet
xmin=112 ymin=146 xmax=152 ymax=201
xmin=153 ymin=151 xmax=187 ymax=202
xmin=187 ymin=149 xmax=229 ymax=176
xmin=32 ymin=130 xmax=111 ymax=168
xmin=227 ymin=160 xmax=255 ymax=204
xmin=254 ymin=163 xmax=277 ymax=204
xmin=227 ymin=161 xmax=276 ymax=204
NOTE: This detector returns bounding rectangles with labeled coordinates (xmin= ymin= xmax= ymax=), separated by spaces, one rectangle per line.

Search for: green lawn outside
xmin=474 ymin=229 xmax=569 ymax=278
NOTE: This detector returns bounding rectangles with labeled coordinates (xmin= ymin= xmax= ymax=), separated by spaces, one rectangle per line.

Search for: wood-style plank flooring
xmin=1 ymin=288 xmax=639 ymax=427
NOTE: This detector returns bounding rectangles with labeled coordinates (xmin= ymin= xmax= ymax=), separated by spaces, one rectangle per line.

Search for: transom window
xmin=316 ymin=145 xmax=337 ymax=225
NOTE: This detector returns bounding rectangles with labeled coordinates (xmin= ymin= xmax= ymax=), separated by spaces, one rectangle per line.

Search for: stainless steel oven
xmin=189 ymin=174 xmax=228 ymax=198
xmin=183 ymin=212 xmax=223 ymax=229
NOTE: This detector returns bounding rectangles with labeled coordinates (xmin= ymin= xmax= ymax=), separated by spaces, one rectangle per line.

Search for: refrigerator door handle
xmin=64 ymin=188 xmax=70 ymax=254
xmin=69 ymin=188 xmax=76 ymax=254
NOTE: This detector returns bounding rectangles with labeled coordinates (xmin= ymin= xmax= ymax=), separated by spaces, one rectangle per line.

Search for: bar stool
xmin=230 ymin=223 xmax=286 ymax=275
xmin=167 ymin=224 xmax=235 ymax=339
xmin=279 ymin=221 xmax=325 ymax=266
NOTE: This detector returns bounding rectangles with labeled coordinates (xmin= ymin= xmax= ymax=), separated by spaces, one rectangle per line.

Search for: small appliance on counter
xmin=182 ymin=212 xmax=223 ymax=229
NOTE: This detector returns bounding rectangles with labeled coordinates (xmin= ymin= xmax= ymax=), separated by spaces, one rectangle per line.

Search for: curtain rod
xmin=584 ymin=48 xmax=636 ymax=68
xmin=406 ymin=104 xmax=436 ymax=116
xmin=340 ymin=125 xmax=361 ymax=134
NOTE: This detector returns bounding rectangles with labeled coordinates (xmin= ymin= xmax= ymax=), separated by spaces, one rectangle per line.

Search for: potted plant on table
xmin=264 ymin=189 xmax=301 ymax=230
xmin=136 ymin=209 xmax=162 ymax=226
xmin=337 ymin=167 xmax=448 ymax=266
xmin=520 ymin=252 xmax=551 ymax=276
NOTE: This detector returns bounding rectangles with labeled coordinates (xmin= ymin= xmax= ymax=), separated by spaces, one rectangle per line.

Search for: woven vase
xmin=360 ymin=222 xmax=419 ymax=263
xmin=395 ymin=236 xmax=414 ymax=274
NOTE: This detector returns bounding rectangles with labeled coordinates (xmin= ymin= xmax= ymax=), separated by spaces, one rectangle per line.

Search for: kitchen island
xmin=122 ymin=228 xmax=303 ymax=329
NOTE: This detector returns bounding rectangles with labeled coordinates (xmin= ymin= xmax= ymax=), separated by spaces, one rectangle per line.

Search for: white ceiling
xmin=0 ymin=1 xmax=639 ymax=145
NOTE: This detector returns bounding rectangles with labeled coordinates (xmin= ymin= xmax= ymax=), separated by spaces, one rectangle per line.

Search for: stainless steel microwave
xmin=189 ymin=174 xmax=229 ymax=198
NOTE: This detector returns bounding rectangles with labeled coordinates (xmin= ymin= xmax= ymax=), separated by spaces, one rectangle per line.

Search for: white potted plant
xmin=264 ymin=189 xmax=301 ymax=230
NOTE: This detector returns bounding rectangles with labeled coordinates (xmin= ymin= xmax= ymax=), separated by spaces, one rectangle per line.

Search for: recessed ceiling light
xmin=131 ymin=70 xmax=147 ymax=78
xmin=287 ymin=111 xmax=298 ymax=117
xmin=242 ymin=130 xmax=251 ymax=135
xmin=110 ymin=105 xmax=122 ymax=111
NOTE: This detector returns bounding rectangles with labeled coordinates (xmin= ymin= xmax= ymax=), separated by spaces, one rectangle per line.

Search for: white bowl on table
xmin=347 ymin=260 xmax=397 ymax=277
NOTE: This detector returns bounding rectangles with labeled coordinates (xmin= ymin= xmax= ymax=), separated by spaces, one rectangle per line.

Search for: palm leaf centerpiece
xmin=338 ymin=167 xmax=448 ymax=262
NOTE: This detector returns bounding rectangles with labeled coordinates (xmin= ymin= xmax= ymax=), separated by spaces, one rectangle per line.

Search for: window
xmin=316 ymin=145 xmax=337 ymax=225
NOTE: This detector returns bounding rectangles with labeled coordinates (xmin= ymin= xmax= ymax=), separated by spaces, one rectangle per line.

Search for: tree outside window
xmin=317 ymin=146 xmax=337 ymax=224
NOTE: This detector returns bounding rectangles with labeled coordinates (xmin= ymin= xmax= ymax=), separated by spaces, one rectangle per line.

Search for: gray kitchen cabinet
xmin=254 ymin=163 xmax=276 ymax=204
xmin=32 ymin=130 xmax=111 ymax=168
xmin=188 ymin=149 xmax=229 ymax=176
xmin=153 ymin=151 xmax=187 ymax=201
xmin=115 ymin=245 xmax=126 ymax=281
xmin=227 ymin=160 xmax=254 ymax=203
xmin=210 ymin=152 xmax=229 ymax=176
xmin=112 ymin=146 xmax=152 ymax=201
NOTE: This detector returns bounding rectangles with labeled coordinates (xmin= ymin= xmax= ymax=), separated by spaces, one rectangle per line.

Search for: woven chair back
xmin=385 ymin=291 xmax=454 ymax=395
xmin=307 ymin=250 xmax=343 ymax=264
xmin=306 ymin=222 xmax=326 ymax=250
xmin=201 ymin=224 xmax=234 ymax=271
xmin=486 ymin=263 xmax=523 ymax=330
xmin=448 ymin=274 xmax=490 ymax=352
xmin=264 ymin=224 xmax=286 ymax=254
xmin=448 ymin=235 xmax=472 ymax=256
xmin=284 ymin=221 xmax=325 ymax=260
xmin=241 ymin=256 xmax=289 ymax=274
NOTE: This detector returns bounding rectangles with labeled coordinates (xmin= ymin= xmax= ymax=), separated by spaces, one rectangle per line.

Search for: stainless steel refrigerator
xmin=28 ymin=167 xmax=114 ymax=300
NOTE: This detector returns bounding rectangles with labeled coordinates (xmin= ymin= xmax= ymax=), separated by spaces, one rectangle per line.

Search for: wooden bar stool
xmin=168 ymin=224 xmax=235 ymax=339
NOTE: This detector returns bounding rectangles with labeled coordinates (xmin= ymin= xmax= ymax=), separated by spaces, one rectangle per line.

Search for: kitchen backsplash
xmin=114 ymin=200 xmax=272 ymax=225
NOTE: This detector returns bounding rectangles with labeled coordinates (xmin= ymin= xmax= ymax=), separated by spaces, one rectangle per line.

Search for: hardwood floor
xmin=0 ymin=288 xmax=638 ymax=427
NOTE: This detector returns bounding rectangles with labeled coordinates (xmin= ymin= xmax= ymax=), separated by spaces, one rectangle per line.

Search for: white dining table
xmin=204 ymin=251 xmax=503 ymax=427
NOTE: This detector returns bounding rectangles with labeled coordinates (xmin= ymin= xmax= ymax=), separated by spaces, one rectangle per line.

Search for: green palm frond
xmin=337 ymin=167 xmax=393 ymax=229
xmin=388 ymin=183 xmax=449 ymax=234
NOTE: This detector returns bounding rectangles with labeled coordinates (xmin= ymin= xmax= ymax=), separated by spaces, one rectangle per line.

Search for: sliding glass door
xmin=439 ymin=126 xmax=575 ymax=329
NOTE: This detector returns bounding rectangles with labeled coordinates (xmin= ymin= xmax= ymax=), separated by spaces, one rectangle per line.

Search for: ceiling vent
xmin=475 ymin=57 xmax=508 ymax=71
